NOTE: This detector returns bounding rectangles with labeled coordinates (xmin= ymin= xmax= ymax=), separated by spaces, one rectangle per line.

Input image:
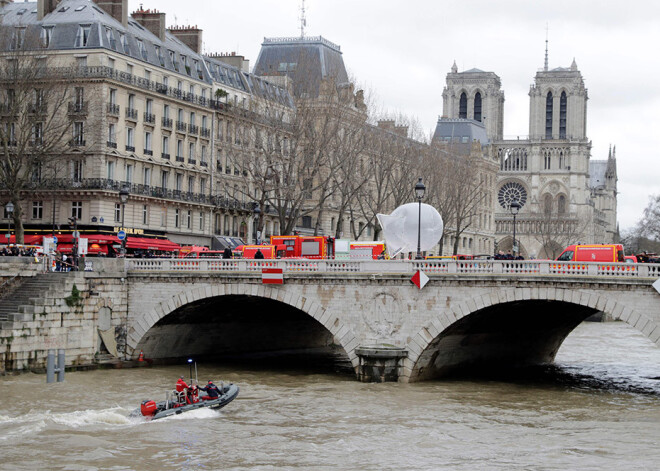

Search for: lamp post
xmin=119 ymin=186 xmax=129 ymax=256
xmin=5 ymin=201 xmax=14 ymax=244
xmin=414 ymin=178 xmax=426 ymax=260
xmin=509 ymin=200 xmax=521 ymax=258
xmin=253 ymin=204 xmax=261 ymax=244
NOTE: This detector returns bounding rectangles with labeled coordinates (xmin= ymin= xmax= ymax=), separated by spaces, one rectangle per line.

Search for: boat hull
xmin=133 ymin=383 xmax=239 ymax=420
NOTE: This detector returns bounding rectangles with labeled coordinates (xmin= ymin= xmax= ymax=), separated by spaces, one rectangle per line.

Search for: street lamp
xmin=253 ymin=204 xmax=261 ymax=244
xmin=414 ymin=178 xmax=426 ymax=260
xmin=509 ymin=200 xmax=521 ymax=258
xmin=119 ymin=186 xmax=129 ymax=256
xmin=5 ymin=201 xmax=14 ymax=244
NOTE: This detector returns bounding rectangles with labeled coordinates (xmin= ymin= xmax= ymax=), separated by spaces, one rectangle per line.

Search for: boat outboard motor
xmin=141 ymin=400 xmax=157 ymax=416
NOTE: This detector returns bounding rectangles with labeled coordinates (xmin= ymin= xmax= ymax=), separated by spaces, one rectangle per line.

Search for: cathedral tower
xmin=442 ymin=62 xmax=505 ymax=141
xmin=528 ymin=59 xmax=588 ymax=140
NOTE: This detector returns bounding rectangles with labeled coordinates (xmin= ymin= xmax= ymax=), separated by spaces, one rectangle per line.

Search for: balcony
xmin=28 ymin=104 xmax=47 ymax=115
xmin=162 ymin=117 xmax=172 ymax=129
xmin=144 ymin=149 xmax=153 ymax=156
xmin=107 ymin=103 xmax=120 ymax=116
xmin=161 ymin=152 xmax=170 ymax=160
xmin=200 ymin=161 xmax=208 ymax=167
xmin=144 ymin=112 xmax=156 ymax=124
xmin=188 ymin=158 xmax=196 ymax=165
xmin=200 ymin=127 xmax=211 ymax=139
xmin=107 ymin=140 xmax=117 ymax=149
xmin=70 ymin=138 xmax=86 ymax=147
xmin=176 ymin=121 xmax=187 ymax=132
xmin=125 ymin=108 xmax=138 ymax=120
xmin=68 ymin=102 xmax=87 ymax=115
xmin=175 ymin=155 xmax=184 ymax=162
xmin=126 ymin=145 xmax=136 ymax=152
xmin=188 ymin=124 xmax=199 ymax=135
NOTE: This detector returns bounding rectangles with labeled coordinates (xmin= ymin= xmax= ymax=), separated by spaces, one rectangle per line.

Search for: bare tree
xmin=532 ymin=211 xmax=590 ymax=259
xmin=638 ymin=194 xmax=660 ymax=242
xmin=0 ymin=27 xmax=75 ymax=243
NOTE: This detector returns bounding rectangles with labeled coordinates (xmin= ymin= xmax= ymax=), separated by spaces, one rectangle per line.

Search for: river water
xmin=2 ymin=322 xmax=660 ymax=470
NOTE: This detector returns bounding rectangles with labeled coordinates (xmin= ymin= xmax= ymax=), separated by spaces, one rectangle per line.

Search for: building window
xmin=188 ymin=176 xmax=195 ymax=193
xmin=459 ymin=92 xmax=467 ymax=119
xmin=199 ymin=212 xmax=204 ymax=231
xmin=175 ymin=209 xmax=180 ymax=228
xmin=41 ymin=27 xmax=53 ymax=48
xmin=72 ymin=160 xmax=83 ymax=182
xmin=126 ymin=127 xmax=134 ymax=150
xmin=145 ymin=131 xmax=152 ymax=153
xmin=71 ymin=201 xmax=82 ymax=220
xmin=32 ymin=201 xmax=43 ymax=220
xmin=73 ymin=122 xmax=84 ymax=146
xmin=544 ymin=153 xmax=551 ymax=170
xmin=545 ymin=91 xmax=553 ymax=139
xmin=176 ymin=174 xmax=183 ymax=192
xmin=163 ymin=104 xmax=170 ymax=119
xmin=474 ymin=92 xmax=482 ymax=122
xmin=200 ymin=178 xmax=207 ymax=195
xmin=142 ymin=205 xmax=148 ymax=225
xmin=114 ymin=203 xmax=121 ymax=222
xmin=75 ymin=25 xmax=91 ymax=48
xmin=107 ymin=161 xmax=115 ymax=180
xmin=161 ymin=170 xmax=168 ymax=189
xmin=558 ymin=195 xmax=567 ymax=214
xmin=186 ymin=210 xmax=191 ymax=229
xmin=559 ymin=91 xmax=567 ymax=139
xmin=143 ymin=168 xmax=151 ymax=186
xmin=301 ymin=216 xmax=312 ymax=229
xmin=176 ymin=140 xmax=183 ymax=160
xmin=108 ymin=123 xmax=116 ymax=145
xmin=161 ymin=207 xmax=167 ymax=227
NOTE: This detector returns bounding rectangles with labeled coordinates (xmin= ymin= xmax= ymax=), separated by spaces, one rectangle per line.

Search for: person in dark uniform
xmin=222 ymin=247 xmax=232 ymax=259
xmin=198 ymin=380 xmax=223 ymax=400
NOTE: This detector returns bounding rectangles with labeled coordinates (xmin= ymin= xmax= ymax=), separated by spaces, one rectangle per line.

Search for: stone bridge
xmin=1 ymin=258 xmax=659 ymax=381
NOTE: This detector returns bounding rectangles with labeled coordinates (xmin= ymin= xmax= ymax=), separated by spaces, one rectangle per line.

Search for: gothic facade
xmin=441 ymin=58 xmax=618 ymax=258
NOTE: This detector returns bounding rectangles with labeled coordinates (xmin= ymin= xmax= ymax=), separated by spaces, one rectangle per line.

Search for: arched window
xmin=543 ymin=194 xmax=553 ymax=214
xmin=544 ymin=151 xmax=551 ymax=170
xmin=557 ymin=195 xmax=566 ymax=214
xmin=559 ymin=91 xmax=567 ymax=139
xmin=545 ymin=92 xmax=553 ymax=139
xmin=459 ymin=92 xmax=467 ymax=119
xmin=474 ymin=92 xmax=482 ymax=122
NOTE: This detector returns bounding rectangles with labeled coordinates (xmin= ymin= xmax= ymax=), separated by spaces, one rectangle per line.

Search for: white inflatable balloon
xmin=377 ymin=203 xmax=444 ymax=257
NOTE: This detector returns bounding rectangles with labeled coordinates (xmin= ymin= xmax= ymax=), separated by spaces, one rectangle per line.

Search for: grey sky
xmin=129 ymin=0 xmax=660 ymax=230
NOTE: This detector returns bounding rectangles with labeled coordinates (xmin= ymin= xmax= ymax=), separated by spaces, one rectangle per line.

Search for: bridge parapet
xmin=127 ymin=258 xmax=660 ymax=279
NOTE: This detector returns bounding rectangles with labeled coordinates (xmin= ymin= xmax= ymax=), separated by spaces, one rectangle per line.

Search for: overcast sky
xmin=129 ymin=0 xmax=660 ymax=230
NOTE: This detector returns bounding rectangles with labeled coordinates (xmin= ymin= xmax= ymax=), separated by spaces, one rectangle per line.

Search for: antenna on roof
xmin=544 ymin=23 xmax=549 ymax=71
xmin=299 ymin=0 xmax=307 ymax=39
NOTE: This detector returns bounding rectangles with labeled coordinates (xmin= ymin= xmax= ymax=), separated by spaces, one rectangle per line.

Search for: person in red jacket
xmin=176 ymin=376 xmax=189 ymax=392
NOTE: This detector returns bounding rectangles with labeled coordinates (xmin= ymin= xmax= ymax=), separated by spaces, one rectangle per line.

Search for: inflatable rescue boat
xmin=133 ymin=382 xmax=239 ymax=420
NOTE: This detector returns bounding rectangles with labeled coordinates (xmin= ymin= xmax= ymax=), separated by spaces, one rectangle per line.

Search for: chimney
xmin=131 ymin=7 xmax=166 ymax=41
xmin=168 ymin=25 xmax=203 ymax=54
xmin=93 ymin=0 xmax=128 ymax=27
xmin=208 ymin=52 xmax=250 ymax=74
xmin=37 ymin=0 xmax=60 ymax=20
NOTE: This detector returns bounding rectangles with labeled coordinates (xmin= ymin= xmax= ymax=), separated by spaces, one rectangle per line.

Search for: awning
xmin=124 ymin=237 xmax=180 ymax=252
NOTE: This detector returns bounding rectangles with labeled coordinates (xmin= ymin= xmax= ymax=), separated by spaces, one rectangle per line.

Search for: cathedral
xmin=437 ymin=52 xmax=618 ymax=259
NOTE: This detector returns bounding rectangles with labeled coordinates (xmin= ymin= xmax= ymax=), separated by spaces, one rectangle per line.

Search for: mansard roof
xmin=432 ymin=118 xmax=490 ymax=146
xmin=253 ymin=36 xmax=349 ymax=98
xmin=0 ymin=0 xmax=293 ymax=108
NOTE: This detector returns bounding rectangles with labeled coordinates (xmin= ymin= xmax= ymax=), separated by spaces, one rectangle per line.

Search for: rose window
xmin=498 ymin=182 xmax=527 ymax=209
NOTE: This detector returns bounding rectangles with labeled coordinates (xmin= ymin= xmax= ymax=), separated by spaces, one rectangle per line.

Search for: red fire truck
xmin=269 ymin=235 xmax=330 ymax=259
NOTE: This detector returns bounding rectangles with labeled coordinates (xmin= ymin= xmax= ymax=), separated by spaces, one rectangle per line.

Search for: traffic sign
xmin=52 ymin=236 xmax=58 ymax=244
xmin=117 ymin=230 xmax=126 ymax=241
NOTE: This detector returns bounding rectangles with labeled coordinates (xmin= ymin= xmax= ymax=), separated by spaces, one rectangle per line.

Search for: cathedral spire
xmin=299 ymin=0 xmax=307 ymax=38
xmin=451 ymin=60 xmax=458 ymax=74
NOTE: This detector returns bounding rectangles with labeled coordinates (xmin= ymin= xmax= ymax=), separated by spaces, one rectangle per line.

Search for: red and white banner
xmin=262 ymin=268 xmax=284 ymax=284
xmin=411 ymin=270 xmax=429 ymax=290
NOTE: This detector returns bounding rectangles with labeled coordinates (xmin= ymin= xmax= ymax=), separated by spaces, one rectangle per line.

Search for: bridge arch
xmin=126 ymin=283 xmax=359 ymax=370
xmin=406 ymin=286 xmax=659 ymax=382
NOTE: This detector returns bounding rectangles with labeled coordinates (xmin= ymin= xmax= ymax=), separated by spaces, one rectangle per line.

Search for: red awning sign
xmin=262 ymin=268 xmax=284 ymax=285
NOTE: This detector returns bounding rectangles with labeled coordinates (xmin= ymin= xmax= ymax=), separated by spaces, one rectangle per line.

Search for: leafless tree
xmin=0 ymin=26 xmax=77 ymax=243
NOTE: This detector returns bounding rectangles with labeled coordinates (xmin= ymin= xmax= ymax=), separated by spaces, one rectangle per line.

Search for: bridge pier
xmin=355 ymin=346 xmax=408 ymax=382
